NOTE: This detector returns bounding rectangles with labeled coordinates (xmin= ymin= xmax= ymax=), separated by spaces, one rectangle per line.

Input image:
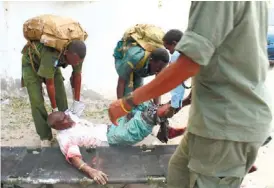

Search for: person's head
xmin=163 ymin=29 xmax=183 ymax=54
xmin=64 ymin=40 xmax=86 ymax=66
xmin=149 ymin=48 xmax=170 ymax=74
xmin=47 ymin=112 xmax=75 ymax=130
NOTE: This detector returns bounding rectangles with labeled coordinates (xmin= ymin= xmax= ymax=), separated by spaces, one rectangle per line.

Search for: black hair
xmin=67 ymin=40 xmax=86 ymax=59
xmin=150 ymin=48 xmax=170 ymax=63
xmin=163 ymin=29 xmax=183 ymax=45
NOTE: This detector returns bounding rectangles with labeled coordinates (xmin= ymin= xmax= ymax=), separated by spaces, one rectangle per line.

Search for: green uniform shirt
xmin=114 ymin=42 xmax=150 ymax=80
xmin=22 ymin=41 xmax=82 ymax=79
xmin=176 ymin=1 xmax=272 ymax=142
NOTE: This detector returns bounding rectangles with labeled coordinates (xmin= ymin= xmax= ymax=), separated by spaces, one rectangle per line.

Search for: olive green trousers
xmin=22 ymin=64 xmax=68 ymax=140
xmin=167 ymin=132 xmax=262 ymax=188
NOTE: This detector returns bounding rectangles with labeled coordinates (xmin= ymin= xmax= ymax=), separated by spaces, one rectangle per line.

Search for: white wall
xmin=0 ymin=0 xmax=191 ymax=99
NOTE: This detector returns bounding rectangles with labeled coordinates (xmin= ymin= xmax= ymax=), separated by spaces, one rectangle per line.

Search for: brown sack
xmin=23 ymin=14 xmax=88 ymax=52
xmin=122 ymin=24 xmax=165 ymax=52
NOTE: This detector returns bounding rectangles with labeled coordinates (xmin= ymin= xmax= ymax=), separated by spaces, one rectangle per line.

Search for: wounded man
xmin=47 ymin=101 xmax=185 ymax=185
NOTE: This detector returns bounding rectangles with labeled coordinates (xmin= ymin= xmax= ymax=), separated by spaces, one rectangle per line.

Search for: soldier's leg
xmin=167 ymin=132 xmax=190 ymax=188
xmin=54 ymin=68 xmax=68 ymax=112
xmin=191 ymin=174 xmax=243 ymax=188
xmin=22 ymin=65 xmax=52 ymax=140
xmin=187 ymin=133 xmax=261 ymax=188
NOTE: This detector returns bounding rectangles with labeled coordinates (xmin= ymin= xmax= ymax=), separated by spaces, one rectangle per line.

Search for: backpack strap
xmin=128 ymin=51 xmax=150 ymax=89
xmin=27 ymin=40 xmax=41 ymax=58
xmin=28 ymin=45 xmax=37 ymax=73
xmin=136 ymin=51 xmax=150 ymax=69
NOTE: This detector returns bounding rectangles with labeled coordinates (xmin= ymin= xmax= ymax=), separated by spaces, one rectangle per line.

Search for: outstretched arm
xmin=132 ymin=55 xmax=199 ymax=105
xmin=108 ymin=2 xmax=236 ymax=124
xmin=58 ymin=135 xmax=108 ymax=185
xmin=70 ymin=156 xmax=108 ymax=185
xmin=108 ymin=55 xmax=199 ymax=125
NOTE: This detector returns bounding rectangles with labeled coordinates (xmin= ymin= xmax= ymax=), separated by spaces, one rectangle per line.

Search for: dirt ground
xmin=1 ymin=72 xmax=274 ymax=187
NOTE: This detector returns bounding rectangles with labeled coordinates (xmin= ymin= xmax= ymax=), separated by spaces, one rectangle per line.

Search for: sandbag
xmin=23 ymin=14 xmax=88 ymax=52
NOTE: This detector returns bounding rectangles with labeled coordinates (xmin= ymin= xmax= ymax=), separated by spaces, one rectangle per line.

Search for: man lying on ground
xmin=47 ymin=101 xmax=186 ymax=185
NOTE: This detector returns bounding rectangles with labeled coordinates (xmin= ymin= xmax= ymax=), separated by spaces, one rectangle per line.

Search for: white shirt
xmin=56 ymin=112 xmax=108 ymax=162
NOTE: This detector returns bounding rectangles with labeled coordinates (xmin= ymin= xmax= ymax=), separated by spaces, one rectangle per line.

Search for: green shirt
xmin=114 ymin=42 xmax=150 ymax=80
xmin=22 ymin=41 xmax=83 ymax=79
xmin=176 ymin=1 xmax=272 ymax=142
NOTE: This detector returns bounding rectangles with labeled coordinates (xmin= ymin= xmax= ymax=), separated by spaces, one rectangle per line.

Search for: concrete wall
xmin=0 ymin=0 xmax=191 ymax=99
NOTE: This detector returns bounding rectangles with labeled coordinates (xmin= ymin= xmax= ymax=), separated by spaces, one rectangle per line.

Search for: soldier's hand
xmin=165 ymin=106 xmax=176 ymax=118
xmin=52 ymin=108 xmax=58 ymax=112
xmin=70 ymin=100 xmax=85 ymax=117
xmin=108 ymin=99 xmax=130 ymax=125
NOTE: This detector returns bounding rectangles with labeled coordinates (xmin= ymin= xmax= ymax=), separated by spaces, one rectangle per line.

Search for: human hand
xmin=168 ymin=127 xmax=186 ymax=139
xmin=157 ymin=104 xmax=174 ymax=118
xmin=108 ymin=99 xmax=130 ymax=125
xmin=165 ymin=107 xmax=176 ymax=118
xmin=69 ymin=100 xmax=85 ymax=117
xmin=87 ymin=168 xmax=108 ymax=185
xmin=52 ymin=108 xmax=58 ymax=112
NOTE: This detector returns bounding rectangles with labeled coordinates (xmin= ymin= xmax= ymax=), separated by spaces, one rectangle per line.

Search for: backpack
xmin=23 ymin=14 xmax=88 ymax=52
xmin=122 ymin=24 xmax=165 ymax=52
xmin=115 ymin=24 xmax=165 ymax=71
xmin=116 ymin=24 xmax=165 ymax=89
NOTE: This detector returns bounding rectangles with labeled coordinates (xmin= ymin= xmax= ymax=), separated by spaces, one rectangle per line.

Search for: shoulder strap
xmin=27 ymin=40 xmax=41 ymax=58
xmin=128 ymin=51 xmax=150 ymax=89
xmin=135 ymin=51 xmax=150 ymax=69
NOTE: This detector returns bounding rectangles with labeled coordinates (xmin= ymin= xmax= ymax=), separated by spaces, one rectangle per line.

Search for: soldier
xmin=114 ymin=43 xmax=169 ymax=104
xmin=108 ymin=2 xmax=272 ymax=187
xmin=113 ymin=24 xmax=170 ymax=104
xmin=21 ymin=40 xmax=86 ymax=147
